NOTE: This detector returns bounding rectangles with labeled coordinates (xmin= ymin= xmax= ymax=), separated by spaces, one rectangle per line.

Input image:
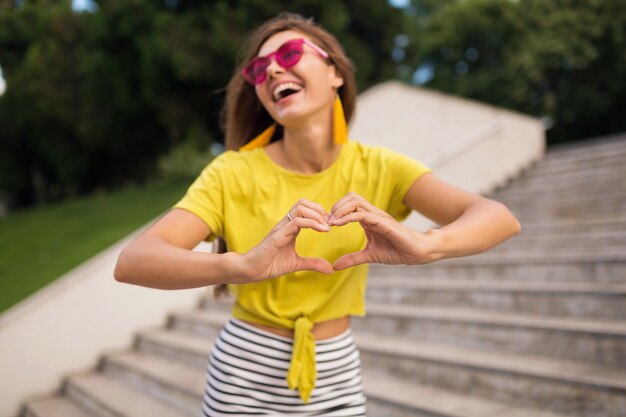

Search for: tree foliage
xmin=400 ymin=0 xmax=626 ymax=144
xmin=1 ymin=0 xmax=624 ymax=209
xmin=0 ymin=0 xmax=405 ymax=208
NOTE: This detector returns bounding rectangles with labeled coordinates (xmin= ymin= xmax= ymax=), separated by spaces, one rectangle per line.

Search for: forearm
xmin=424 ymin=199 xmax=521 ymax=261
xmin=114 ymin=234 xmax=244 ymax=290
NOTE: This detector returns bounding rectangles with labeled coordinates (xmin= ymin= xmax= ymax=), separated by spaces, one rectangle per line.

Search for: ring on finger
xmin=287 ymin=212 xmax=294 ymax=222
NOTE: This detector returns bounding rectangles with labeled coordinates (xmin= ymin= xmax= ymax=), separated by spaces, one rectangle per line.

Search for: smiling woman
xmin=114 ymin=11 xmax=521 ymax=417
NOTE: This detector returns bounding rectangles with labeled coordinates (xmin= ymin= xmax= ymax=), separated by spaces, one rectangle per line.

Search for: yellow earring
xmin=333 ymin=96 xmax=348 ymax=145
xmin=240 ymin=124 xmax=276 ymax=151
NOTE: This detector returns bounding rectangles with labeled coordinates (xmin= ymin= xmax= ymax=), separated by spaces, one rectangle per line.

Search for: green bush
xmin=158 ymin=141 xmax=214 ymax=180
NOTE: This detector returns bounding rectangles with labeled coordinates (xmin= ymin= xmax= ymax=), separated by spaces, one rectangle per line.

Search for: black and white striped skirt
xmin=201 ymin=318 xmax=367 ymax=416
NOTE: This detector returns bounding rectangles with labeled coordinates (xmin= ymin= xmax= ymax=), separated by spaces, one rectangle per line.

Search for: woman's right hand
xmin=236 ymin=199 xmax=334 ymax=282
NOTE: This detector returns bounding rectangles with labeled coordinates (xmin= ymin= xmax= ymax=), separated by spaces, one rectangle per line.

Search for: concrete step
xmin=352 ymin=303 xmax=626 ymax=367
xmin=355 ymin=331 xmax=626 ymax=417
xmin=511 ymin=212 xmax=626 ymax=229
xmin=167 ymin=303 xmax=626 ymax=365
xmin=518 ymin=219 xmax=626 ymax=235
xmin=101 ymin=351 xmax=205 ymax=416
xmin=490 ymin=167 xmax=626 ymax=199
xmin=136 ymin=310 xmax=626 ymax=416
xmin=369 ymin=260 xmax=626 ymax=283
xmin=535 ymin=135 xmax=626 ymax=166
xmin=516 ymin=152 xmax=626 ymax=179
xmin=64 ymin=374 xmax=188 ymax=417
xmin=136 ymin=328 xmax=213 ymax=370
xmin=197 ymin=293 xmax=234 ymax=313
xmin=500 ymin=185 xmax=626 ymax=203
xmin=167 ymin=309 xmax=229 ymax=339
xmin=22 ymin=396 xmax=91 ymax=417
xmin=513 ymin=211 xmax=626 ymax=226
xmin=366 ymin=278 xmax=626 ymax=319
xmin=535 ymin=144 xmax=626 ymax=164
xmin=489 ymin=230 xmax=626 ymax=251
xmin=137 ymin=308 xmax=626 ymax=417
xmin=362 ymin=369 xmax=570 ymax=417
xmin=484 ymin=246 xmax=626 ymax=260
xmin=466 ymin=247 xmax=626 ymax=263
xmin=500 ymin=189 xmax=626 ymax=212
xmin=494 ymin=229 xmax=626 ymax=245
xmin=505 ymin=197 xmax=626 ymax=227
xmin=118 ymin=327 xmax=574 ymax=417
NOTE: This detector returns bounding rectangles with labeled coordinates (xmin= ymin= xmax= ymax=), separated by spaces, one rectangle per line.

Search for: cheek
xmin=255 ymin=86 xmax=273 ymax=109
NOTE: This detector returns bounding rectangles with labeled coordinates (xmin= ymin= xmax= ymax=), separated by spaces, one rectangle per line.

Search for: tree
xmin=400 ymin=0 xmax=626 ymax=143
xmin=0 ymin=0 xmax=407 ymax=209
xmin=0 ymin=0 xmax=174 ymax=205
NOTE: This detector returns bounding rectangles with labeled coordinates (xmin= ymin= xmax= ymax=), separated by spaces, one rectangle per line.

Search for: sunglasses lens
xmin=244 ymin=58 xmax=269 ymax=85
xmin=276 ymin=41 xmax=303 ymax=68
xmin=242 ymin=39 xmax=306 ymax=85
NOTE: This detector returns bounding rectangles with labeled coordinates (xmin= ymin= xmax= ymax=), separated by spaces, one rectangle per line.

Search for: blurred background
xmin=1 ymin=0 xmax=625 ymax=309
xmin=2 ymin=2 xmax=626 ymax=416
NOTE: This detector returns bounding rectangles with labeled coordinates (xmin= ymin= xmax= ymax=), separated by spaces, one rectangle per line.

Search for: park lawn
xmin=0 ymin=179 xmax=191 ymax=314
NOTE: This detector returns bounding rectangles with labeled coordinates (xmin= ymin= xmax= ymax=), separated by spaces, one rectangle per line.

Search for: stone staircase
xmin=21 ymin=135 xmax=626 ymax=417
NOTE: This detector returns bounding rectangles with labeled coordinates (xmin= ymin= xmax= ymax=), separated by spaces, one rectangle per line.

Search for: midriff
xmin=243 ymin=316 xmax=351 ymax=340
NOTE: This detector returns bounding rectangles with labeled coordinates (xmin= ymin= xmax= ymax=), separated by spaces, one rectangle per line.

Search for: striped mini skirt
xmin=201 ymin=318 xmax=367 ymax=416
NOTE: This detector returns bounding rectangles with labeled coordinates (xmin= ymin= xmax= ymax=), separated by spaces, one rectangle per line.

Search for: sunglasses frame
xmin=242 ymin=38 xmax=330 ymax=85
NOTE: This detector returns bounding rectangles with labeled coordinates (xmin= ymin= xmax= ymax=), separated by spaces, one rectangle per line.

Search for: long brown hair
xmin=214 ymin=12 xmax=357 ymax=298
xmin=222 ymin=11 xmax=357 ymax=150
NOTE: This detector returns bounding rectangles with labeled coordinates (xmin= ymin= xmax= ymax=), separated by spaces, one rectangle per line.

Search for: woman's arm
xmin=114 ymin=200 xmax=334 ymax=290
xmin=330 ymin=173 xmax=521 ymax=270
xmin=403 ymin=173 xmax=521 ymax=261
xmin=113 ymin=209 xmax=245 ymax=289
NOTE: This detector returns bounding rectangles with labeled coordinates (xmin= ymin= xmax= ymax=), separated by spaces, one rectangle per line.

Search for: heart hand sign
xmin=236 ymin=192 xmax=434 ymax=283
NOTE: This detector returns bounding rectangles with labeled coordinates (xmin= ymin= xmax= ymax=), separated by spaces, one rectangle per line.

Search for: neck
xmin=283 ymin=127 xmax=340 ymax=174
xmin=268 ymin=108 xmax=342 ymax=174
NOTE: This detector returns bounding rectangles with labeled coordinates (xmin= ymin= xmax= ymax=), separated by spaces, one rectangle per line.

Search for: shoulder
xmin=345 ymin=140 xmax=423 ymax=165
xmin=200 ymin=148 xmax=265 ymax=176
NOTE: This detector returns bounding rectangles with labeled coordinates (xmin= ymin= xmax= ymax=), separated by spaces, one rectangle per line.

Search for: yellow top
xmin=173 ymin=140 xmax=430 ymax=402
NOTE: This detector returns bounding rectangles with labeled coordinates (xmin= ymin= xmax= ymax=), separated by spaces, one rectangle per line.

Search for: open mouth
xmin=272 ymin=82 xmax=303 ymax=102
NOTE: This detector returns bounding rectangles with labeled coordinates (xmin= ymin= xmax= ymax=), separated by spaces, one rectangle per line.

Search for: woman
xmin=114 ymin=12 xmax=521 ymax=417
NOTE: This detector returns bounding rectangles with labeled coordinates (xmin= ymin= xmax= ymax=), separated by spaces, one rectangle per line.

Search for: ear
xmin=329 ymin=65 xmax=344 ymax=89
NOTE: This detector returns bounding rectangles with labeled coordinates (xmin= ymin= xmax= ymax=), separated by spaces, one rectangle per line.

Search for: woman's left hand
xmin=329 ymin=192 xmax=441 ymax=270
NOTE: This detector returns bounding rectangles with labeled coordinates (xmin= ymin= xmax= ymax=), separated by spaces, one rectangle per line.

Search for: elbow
xmin=113 ymin=249 xmax=131 ymax=283
xmin=512 ymin=215 xmax=522 ymax=236
xmin=509 ymin=216 xmax=522 ymax=239
xmin=499 ymin=201 xmax=521 ymax=237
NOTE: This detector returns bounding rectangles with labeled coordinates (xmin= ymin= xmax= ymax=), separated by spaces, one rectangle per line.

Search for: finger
xmin=330 ymin=193 xmax=385 ymax=223
xmin=291 ymin=205 xmax=328 ymax=226
xmin=290 ymin=216 xmax=330 ymax=233
xmin=297 ymin=256 xmax=334 ymax=274
xmin=330 ymin=210 xmax=385 ymax=229
xmin=333 ymin=249 xmax=372 ymax=271
xmin=329 ymin=192 xmax=367 ymax=216
xmin=277 ymin=213 xmax=329 ymax=243
xmin=291 ymin=198 xmax=328 ymax=220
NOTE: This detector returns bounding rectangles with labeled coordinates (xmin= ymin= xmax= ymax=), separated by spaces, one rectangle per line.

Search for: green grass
xmin=0 ymin=179 xmax=190 ymax=314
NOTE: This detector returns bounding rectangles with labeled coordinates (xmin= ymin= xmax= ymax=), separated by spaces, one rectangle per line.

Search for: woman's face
xmin=254 ymin=30 xmax=344 ymax=127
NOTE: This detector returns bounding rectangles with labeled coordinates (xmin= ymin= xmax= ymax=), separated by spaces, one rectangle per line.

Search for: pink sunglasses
xmin=242 ymin=38 xmax=329 ymax=85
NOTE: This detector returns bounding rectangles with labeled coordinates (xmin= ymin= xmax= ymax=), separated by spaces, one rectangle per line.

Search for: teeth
xmin=272 ymin=82 xmax=302 ymax=101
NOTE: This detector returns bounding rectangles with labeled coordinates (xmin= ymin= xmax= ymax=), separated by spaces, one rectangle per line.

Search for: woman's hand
xmin=329 ymin=192 xmax=440 ymax=271
xmin=238 ymin=199 xmax=334 ymax=282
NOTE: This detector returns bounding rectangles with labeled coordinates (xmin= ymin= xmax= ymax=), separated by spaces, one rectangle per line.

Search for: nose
xmin=266 ymin=57 xmax=285 ymax=79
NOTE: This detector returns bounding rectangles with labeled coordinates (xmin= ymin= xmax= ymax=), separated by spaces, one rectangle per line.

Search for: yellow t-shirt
xmin=173 ymin=140 xmax=430 ymax=401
